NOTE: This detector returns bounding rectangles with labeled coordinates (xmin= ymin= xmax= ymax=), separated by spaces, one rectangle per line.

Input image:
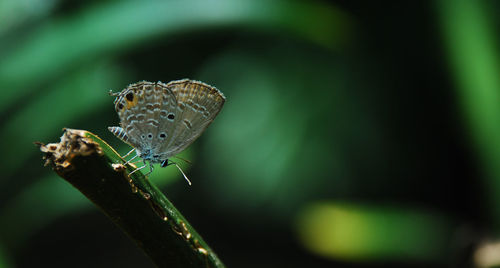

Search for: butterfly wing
xmin=159 ymin=79 xmax=225 ymax=157
xmin=111 ymin=81 xmax=178 ymax=157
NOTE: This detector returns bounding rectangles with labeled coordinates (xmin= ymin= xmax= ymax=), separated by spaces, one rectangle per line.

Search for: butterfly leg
xmin=122 ymin=148 xmax=136 ymax=159
xmin=130 ymin=159 xmax=143 ymax=165
xmin=143 ymin=162 xmax=155 ymax=178
xmin=124 ymin=153 xmax=139 ymax=166
xmin=128 ymin=163 xmax=147 ymax=176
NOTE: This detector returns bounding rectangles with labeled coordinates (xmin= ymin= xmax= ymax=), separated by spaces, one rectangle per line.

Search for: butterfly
xmin=108 ymin=79 xmax=225 ymax=184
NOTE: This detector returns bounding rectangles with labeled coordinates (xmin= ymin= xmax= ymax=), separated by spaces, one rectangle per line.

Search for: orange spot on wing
xmin=125 ymin=95 xmax=139 ymax=109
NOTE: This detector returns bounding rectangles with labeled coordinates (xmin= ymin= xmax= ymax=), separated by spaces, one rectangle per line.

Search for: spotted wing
xmin=159 ymin=79 xmax=225 ymax=157
xmin=111 ymin=81 xmax=178 ymax=154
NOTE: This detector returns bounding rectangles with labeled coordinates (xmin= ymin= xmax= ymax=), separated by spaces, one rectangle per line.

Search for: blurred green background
xmin=1 ymin=0 xmax=500 ymax=267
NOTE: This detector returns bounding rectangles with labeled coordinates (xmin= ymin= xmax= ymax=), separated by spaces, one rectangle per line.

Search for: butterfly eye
xmin=117 ymin=103 xmax=124 ymax=110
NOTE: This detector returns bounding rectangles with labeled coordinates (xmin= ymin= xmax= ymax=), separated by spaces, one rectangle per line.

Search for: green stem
xmin=38 ymin=128 xmax=224 ymax=268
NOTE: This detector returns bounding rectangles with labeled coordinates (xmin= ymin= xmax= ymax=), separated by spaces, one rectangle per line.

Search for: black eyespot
xmin=167 ymin=113 xmax=175 ymax=120
xmin=118 ymin=103 xmax=124 ymax=110
xmin=141 ymin=135 xmax=145 ymax=139
xmin=147 ymin=134 xmax=153 ymax=139
xmin=153 ymin=155 xmax=159 ymax=158
xmin=126 ymin=92 xmax=134 ymax=101
xmin=159 ymin=133 xmax=166 ymax=138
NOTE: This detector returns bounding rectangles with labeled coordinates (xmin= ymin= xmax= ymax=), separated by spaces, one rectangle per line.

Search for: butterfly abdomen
xmin=108 ymin=126 xmax=130 ymax=144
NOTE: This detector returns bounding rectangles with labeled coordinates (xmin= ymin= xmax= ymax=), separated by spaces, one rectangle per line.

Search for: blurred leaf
xmin=0 ymin=0 xmax=349 ymax=115
xmin=474 ymin=240 xmax=500 ymax=268
xmin=0 ymin=175 xmax=88 ymax=249
xmin=437 ymin=0 xmax=500 ymax=227
xmin=0 ymin=0 xmax=58 ymax=36
xmin=0 ymin=244 xmax=13 ymax=268
xmin=295 ymin=201 xmax=454 ymax=263
xmin=0 ymin=62 xmax=124 ymax=182
xmin=198 ymin=50 xmax=310 ymax=211
xmin=197 ymin=43 xmax=355 ymax=220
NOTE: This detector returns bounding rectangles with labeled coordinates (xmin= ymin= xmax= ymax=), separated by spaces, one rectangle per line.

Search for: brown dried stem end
xmin=37 ymin=129 xmax=102 ymax=172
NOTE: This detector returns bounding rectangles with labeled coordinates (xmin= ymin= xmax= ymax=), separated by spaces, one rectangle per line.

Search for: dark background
xmin=0 ymin=0 xmax=498 ymax=267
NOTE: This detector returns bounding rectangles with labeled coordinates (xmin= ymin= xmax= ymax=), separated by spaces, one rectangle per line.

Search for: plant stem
xmin=38 ymin=128 xmax=224 ymax=268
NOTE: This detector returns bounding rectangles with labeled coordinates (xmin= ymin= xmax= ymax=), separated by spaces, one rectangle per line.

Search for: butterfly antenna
xmin=173 ymin=156 xmax=192 ymax=165
xmin=173 ymin=162 xmax=192 ymax=186
xmin=109 ymin=90 xmax=120 ymax=96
